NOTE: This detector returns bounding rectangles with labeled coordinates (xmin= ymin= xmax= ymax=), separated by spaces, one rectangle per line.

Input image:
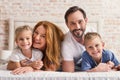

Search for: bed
xmin=1 ymin=17 xmax=120 ymax=80
xmin=0 ymin=64 xmax=120 ymax=80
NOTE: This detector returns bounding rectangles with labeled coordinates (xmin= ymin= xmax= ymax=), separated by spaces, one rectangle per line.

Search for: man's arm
xmin=62 ymin=60 xmax=74 ymax=72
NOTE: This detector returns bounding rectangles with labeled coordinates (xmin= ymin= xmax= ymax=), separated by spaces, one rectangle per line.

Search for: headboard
xmin=8 ymin=18 xmax=102 ymax=50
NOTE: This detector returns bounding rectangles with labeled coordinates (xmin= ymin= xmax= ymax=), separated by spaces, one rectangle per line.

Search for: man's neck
xmin=74 ymin=35 xmax=84 ymax=45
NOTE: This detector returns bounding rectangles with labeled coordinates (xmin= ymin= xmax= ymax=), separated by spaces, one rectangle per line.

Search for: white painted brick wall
xmin=0 ymin=0 xmax=120 ymax=58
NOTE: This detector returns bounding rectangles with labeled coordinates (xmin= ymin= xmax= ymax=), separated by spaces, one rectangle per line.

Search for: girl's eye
xmin=19 ymin=38 xmax=23 ymax=40
xmin=26 ymin=38 xmax=30 ymax=40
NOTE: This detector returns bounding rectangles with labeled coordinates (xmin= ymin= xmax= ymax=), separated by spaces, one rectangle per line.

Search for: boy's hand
xmin=107 ymin=61 xmax=114 ymax=68
xmin=115 ymin=64 xmax=120 ymax=70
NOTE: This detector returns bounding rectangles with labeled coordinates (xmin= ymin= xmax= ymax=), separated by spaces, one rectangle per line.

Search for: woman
xmin=11 ymin=21 xmax=64 ymax=74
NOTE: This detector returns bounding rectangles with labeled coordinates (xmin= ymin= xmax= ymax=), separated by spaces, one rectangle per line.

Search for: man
xmin=61 ymin=6 xmax=111 ymax=72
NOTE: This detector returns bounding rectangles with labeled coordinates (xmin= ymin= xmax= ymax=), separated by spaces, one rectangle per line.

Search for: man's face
xmin=66 ymin=10 xmax=87 ymax=38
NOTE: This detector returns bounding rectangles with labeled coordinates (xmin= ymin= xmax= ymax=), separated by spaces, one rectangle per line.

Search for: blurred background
xmin=0 ymin=0 xmax=120 ymax=55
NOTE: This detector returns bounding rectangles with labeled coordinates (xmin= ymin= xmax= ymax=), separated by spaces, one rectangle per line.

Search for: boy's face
xmin=85 ymin=37 xmax=104 ymax=59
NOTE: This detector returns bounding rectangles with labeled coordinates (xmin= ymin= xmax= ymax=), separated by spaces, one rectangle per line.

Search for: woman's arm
xmin=45 ymin=64 xmax=57 ymax=71
xmin=7 ymin=61 xmax=21 ymax=70
xmin=29 ymin=59 xmax=43 ymax=70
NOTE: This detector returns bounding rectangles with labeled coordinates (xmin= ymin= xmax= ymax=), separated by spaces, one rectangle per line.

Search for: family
xmin=7 ymin=6 xmax=120 ymax=74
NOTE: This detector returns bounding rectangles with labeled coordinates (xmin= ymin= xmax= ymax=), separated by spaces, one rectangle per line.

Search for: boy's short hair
xmin=84 ymin=32 xmax=102 ymax=43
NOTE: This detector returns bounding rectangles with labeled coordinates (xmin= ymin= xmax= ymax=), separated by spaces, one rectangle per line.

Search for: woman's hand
xmin=11 ymin=66 xmax=34 ymax=75
xmin=30 ymin=59 xmax=43 ymax=70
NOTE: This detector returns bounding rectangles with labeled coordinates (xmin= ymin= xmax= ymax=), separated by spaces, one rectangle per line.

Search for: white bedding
xmin=0 ymin=64 xmax=120 ymax=80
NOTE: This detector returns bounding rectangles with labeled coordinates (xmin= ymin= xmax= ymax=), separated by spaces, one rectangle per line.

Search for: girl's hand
xmin=20 ymin=59 xmax=32 ymax=67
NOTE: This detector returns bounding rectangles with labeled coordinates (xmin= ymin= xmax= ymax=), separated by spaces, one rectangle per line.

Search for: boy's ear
xmin=102 ymin=42 xmax=105 ymax=47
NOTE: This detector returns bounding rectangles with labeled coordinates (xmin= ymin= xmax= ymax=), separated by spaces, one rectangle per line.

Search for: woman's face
xmin=33 ymin=25 xmax=46 ymax=51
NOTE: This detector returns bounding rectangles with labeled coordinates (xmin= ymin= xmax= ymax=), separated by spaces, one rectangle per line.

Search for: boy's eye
xmin=95 ymin=44 xmax=99 ymax=47
xmin=88 ymin=46 xmax=93 ymax=49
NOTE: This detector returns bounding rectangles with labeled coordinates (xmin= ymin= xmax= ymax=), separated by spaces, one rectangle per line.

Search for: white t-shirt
xmin=61 ymin=31 xmax=85 ymax=62
xmin=9 ymin=48 xmax=43 ymax=62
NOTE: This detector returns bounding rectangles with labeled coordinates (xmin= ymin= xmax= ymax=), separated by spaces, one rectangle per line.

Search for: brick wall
xmin=0 ymin=0 xmax=120 ymax=55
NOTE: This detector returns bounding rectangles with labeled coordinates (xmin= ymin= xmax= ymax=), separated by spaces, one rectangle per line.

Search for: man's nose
xmin=76 ymin=23 xmax=81 ymax=29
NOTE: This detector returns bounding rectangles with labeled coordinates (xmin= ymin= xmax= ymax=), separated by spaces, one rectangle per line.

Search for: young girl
xmin=7 ymin=25 xmax=43 ymax=70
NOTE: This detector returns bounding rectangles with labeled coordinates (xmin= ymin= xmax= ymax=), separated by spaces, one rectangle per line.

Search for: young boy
xmin=80 ymin=32 xmax=120 ymax=72
xmin=7 ymin=25 xmax=43 ymax=70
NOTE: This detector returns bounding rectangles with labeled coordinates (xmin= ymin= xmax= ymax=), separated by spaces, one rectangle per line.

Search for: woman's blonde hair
xmin=15 ymin=25 xmax=32 ymax=41
xmin=33 ymin=21 xmax=64 ymax=70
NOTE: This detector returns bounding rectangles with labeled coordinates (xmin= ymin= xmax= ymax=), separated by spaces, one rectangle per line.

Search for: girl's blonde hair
xmin=33 ymin=21 xmax=64 ymax=70
xmin=15 ymin=25 xmax=32 ymax=41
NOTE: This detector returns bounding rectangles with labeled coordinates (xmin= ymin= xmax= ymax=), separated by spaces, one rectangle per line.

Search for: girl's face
xmin=85 ymin=37 xmax=104 ymax=59
xmin=33 ymin=25 xmax=46 ymax=51
xmin=16 ymin=30 xmax=32 ymax=50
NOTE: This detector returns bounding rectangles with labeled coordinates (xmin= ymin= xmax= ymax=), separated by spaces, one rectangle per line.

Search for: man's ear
xmin=85 ymin=17 xmax=88 ymax=23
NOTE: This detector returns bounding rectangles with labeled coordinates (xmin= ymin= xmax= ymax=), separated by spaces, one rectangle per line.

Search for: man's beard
xmin=71 ymin=29 xmax=85 ymax=38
